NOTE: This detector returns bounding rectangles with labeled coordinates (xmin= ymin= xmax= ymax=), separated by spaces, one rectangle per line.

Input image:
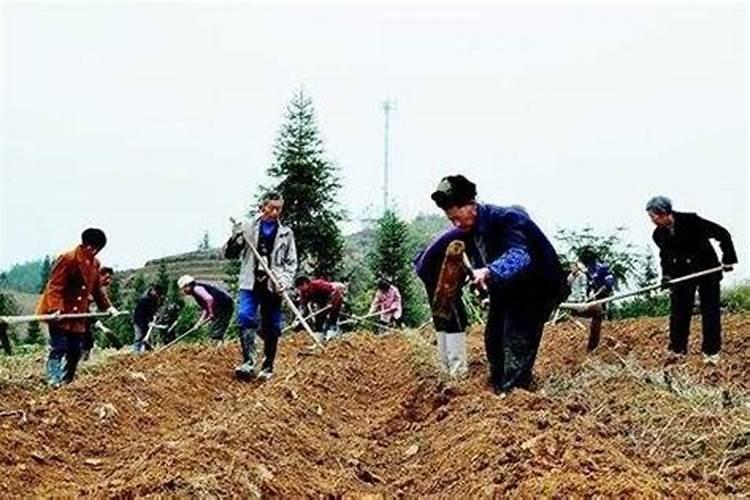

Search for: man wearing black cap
xmin=645 ymin=196 xmax=737 ymax=364
xmin=430 ymin=175 xmax=566 ymax=394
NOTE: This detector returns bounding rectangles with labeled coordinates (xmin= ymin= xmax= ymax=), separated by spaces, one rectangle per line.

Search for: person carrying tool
xmin=569 ymin=248 xmax=616 ymax=352
xmin=414 ymin=227 xmax=472 ymax=379
xmin=223 ymin=191 xmax=297 ymax=380
xmin=431 ymin=175 xmax=566 ymax=394
xmin=178 ymin=275 xmax=234 ymax=343
xmin=132 ymin=283 xmax=166 ymax=353
xmin=80 ymin=266 xmax=116 ymax=361
xmin=368 ymin=278 xmax=403 ymax=329
xmin=646 ymin=196 xmax=737 ymax=364
xmin=36 ymin=228 xmax=118 ymax=386
xmin=294 ymin=276 xmax=346 ymax=340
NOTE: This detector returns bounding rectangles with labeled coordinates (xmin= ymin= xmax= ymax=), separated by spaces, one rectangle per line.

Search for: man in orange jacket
xmin=37 ymin=228 xmax=117 ymax=386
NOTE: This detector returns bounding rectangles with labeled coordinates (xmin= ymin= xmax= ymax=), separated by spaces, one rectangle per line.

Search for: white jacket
xmin=224 ymin=216 xmax=298 ymax=292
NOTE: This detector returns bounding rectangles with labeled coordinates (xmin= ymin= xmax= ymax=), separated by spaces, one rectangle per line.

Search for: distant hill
xmin=119 ymin=249 xmax=228 ymax=286
xmin=0 ymin=259 xmax=45 ymax=294
xmin=120 ymin=213 xmax=449 ymax=287
xmin=5 ymin=213 xmax=451 ymax=292
xmin=0 ymin=289 xmax=39 ymax=315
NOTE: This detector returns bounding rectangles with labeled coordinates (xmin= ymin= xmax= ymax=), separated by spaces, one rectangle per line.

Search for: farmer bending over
xmin=431 ymin=175 xmax=566 ymax=395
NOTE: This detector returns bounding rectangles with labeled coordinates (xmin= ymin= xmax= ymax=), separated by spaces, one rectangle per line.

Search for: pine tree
xmin=0 ymin=292 xmax=19 ymax=350
xmin=223 ymin=259 xmax=241 ymax=296
xmin=131 ymin=273 xmax=147 ymax=299
xmin=38 ymin=256 xmax=53 ymax=292
xmin=108 ymin=274 xmax=124 ymax=308
xmin=103 ymin=274 xmax=128 ymax=348
xmin=167 ymin=279 xmax=184 ymax=309
xmin=198 ymin=231 xmax=211 ymax=251
xmin=266 ymin=89 xmax=345 ymax=278
xmin=156 ymin=262 xmax=170 ymax=294
xmin=26 ymin=321 xmax=43 ymax=345
xmin=369 ymin=210 xmax=425 ymax=326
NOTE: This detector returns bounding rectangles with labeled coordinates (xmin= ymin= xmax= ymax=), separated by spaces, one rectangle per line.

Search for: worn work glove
xmin=107 ymin=306 xmax=121 ymax=317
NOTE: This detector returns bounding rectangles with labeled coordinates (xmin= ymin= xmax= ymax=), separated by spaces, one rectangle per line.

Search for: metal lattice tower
xmin=382 ymin=99 xmax=396 ymax=214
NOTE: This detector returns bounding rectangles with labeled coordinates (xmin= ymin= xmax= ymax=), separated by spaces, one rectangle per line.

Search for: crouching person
xmin=368 ymin=278 xmax=403 ymax=330
xmin=223 ymin=191 xmax=297 ymax=381
xmin=430 ymin=175 xmax=566 ymax=394
xmin=178 ymin=275 xmax=234 ymax=342
xmin=294 ymin=276 xmax=346 ymax=341
xmin=567 ymin=248 xmax=616 ymax=352
xmin=37 ymin=228 xmax=118 ymax=386
xmin=132 ymin=284 xmax=166 ymax=353
xmin=415 ymin=227 xmax=472 ymax=379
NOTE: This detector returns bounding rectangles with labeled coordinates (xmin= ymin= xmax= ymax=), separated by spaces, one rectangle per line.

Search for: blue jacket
xmin=585 ymin=262 xmax=615 ymax=298
xmin=469 ymin=203 xmax=565 ymax=303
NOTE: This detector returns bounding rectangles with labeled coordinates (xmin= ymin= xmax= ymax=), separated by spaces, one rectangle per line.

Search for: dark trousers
xmin=81 ymin=330 xmax=95 ymax=352
xmin=485 ymin=298 xmax=555 ymax=392
xmin=49 ymin=328 xmax=83 ymax=383
xmin=669 ymin=277 xmax=721 ymax=355
xmin=210 ymin=303 xmax=235 ymax=340
xmin=572 ymin=304 xmax=604 ymax=352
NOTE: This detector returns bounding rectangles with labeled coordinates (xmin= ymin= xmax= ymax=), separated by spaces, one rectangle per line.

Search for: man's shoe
xmin=234 ymin=360 xmax=256 ymax=380
xmin=665 ymin=350 xmax=687 ymax=365
xmin=703 ymin=353 xmax=720 ymax=366
xmin=257 ymin=368 xmax=273 ymax=381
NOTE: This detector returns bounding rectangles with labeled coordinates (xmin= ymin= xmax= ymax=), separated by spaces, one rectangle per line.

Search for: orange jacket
xmin=36 ymin=245 xmax=111 ymax=333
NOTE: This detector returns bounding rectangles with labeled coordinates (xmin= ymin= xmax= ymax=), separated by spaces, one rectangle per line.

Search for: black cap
xmin=430 ymin=175 xmax=477 ymax=210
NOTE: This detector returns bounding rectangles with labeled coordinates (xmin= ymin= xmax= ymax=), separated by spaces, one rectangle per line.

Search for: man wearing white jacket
xmin=223 ymin=192 xmax=298 ymax=381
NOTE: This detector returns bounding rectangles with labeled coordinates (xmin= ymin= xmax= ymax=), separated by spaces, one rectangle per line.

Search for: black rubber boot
xmin=234 ymin=328 xmax=257 ymax=380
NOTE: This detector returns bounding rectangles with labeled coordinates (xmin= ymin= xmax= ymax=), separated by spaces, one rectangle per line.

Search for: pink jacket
xmin=369 ymin=285 xmax=402 ymax=323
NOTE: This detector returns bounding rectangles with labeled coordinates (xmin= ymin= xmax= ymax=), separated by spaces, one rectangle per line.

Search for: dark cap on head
xmin=430 ymin=175 xmax=477 ymax=210
xmin=81 ymin=228 xmax=107 ymax=250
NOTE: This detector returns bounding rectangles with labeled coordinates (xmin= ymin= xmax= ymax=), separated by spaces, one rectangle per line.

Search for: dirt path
xmin=1 ymin=315 xmax=748 ymax=497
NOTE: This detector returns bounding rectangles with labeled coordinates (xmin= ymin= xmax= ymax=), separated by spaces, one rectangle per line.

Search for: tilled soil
xmin=1 ymin=314 xmax=748 ymax=498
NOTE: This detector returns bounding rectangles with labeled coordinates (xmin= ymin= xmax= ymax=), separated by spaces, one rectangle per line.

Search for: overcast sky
xmin=1 ymin=2 xmax=747 ymax=281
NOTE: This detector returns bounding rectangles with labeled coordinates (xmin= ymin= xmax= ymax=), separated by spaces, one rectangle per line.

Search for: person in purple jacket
xmin=430 ymin=174 xmax=566 ymax=394
xmin=178 ymin=275 xmax=234 ymax=342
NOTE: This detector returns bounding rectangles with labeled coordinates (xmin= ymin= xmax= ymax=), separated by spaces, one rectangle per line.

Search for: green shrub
xmin=722 ymin=282 xmax=750 ymax=313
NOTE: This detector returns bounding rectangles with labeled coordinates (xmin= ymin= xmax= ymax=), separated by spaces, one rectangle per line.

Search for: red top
xmin=300 ymin=279 xmax=344 ymax=306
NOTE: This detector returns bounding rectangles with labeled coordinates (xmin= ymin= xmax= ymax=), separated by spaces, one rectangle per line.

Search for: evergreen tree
xmin=26 ymin=321 xmax=43 ymax=345
xmin=167 ymin=278 xmax=184 ymax=309
xmin=103 ymin=274 xmax=129 ymax=348
xmin=223 ymin=259 xmax=241 ymax=296
xmin=156 ymin=262 xmax=170 ymax=294
xmin=639 ymin=252 xmax=659 ymax=288
xmin=198 ymin=231 xmax=211 ymax=251
xmin=369 ymin=210 xmax=426 ymax=326
xmin=0 ymin=292 xmax=19 ymax=350
xmin=266 ymin=89 xmax=345 ymax=278
xmin=38 ymin=255 xmax=53 ymax=292
xmin=108 ymin=274 xmax=124 ymax=308
xmin=555 ymin=226 xmax=645 ymax=288
xmin=130 ymin=273 xmax=148 ymax=299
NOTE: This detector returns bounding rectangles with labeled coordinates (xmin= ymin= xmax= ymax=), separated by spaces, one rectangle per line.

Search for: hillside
xmin=118 ymin=213 xmax=448 ymax=287
xmin=1 ymin=315 xmax=748 ymax=497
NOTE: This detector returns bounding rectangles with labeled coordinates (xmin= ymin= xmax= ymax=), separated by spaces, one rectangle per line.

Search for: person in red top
xmin=37 ymin=228 xmax=117 ymax=386
xmin=294 ymin=276 xmax=346 ymax=341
